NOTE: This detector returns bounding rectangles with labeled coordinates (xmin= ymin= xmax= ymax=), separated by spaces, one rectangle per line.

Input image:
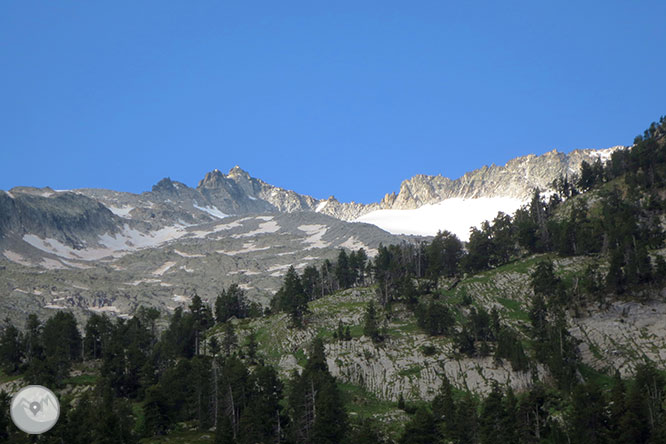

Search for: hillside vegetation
xmin=2 ymin=116 xmax=666 ymax=443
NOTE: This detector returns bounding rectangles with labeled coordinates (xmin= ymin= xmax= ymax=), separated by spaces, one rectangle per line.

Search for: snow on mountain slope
xmin=354 ymin=197 xmax=525 ymax=241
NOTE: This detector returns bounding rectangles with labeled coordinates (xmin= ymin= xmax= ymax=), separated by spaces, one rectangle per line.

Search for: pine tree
xmin=0 ymin=319 xmax=22 ymax=374
xmin=84 ymin=313 xmax=113 ymax=359
xmin=432 ymin=376 xmax=456 ymax=430
xmin=479 ymin=383 xmax=507 ymax=444
xmin=399 ymin=407 xmax=437 ymax=444
xmin=363 ymin=300 xmax=380 ymax=342
xmin=280 ymin=266 xmax=309 ymax=328
xmin=244 ymin=329 xmax=258 ymax=362
xmin=216 ymin=415 xmax=236 ymax=444
xmin=222 ymin=322 xmax=238 ymax=356
xmin=570 ymin=382 xmax=608 ymax=444
xmin=288 ymin=338 xmax=347 ymax=444
xmin=210 ymin=336 xmax=221 ymax=357
xmin=335 ymin=249 xmax=352 ymax=289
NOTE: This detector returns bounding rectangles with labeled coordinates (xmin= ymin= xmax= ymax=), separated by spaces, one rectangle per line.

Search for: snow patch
xmin=355 ymin=197 xmax=525 ymax=241
xmin=316 ymin=201 xmax=328 ymax=212
xmin=3 ymin=250 xmax=33 ymax=266
xmin=90 ymin=306 xmax=120 ymax=314
xmin=128 ymin=279 xmax=161 ymax=286
xmin=228 ymin=270 xmax=262 ymax=276
xmin=298 ymin=224 xmax=329 ymax=248
xmin=591 ymin=146 xmax=624 ymax=162
xmin=60 ymin=260 xmax=92 ymax=269
xmin=233 ymin=220 xmax=281 ymax=238
xmin=107 ymin=205 xmax=134 ymax=217
xmin=193 ymin=203 xmax=228 ymax=219
xmin=218 ymin=241 xmax=271 ymax=255
xmin=174 ymin=249 xmax=204 ymax=258
xmin=45 ymin=304 xmax=67 ymax=310
xmin=152 ymin=261 xmax=176 ymax=276
xmin=23 ymin=224 xmax=190 ymax=261
xmin=339 ymin=237 xmax=377 ymax=257
xmin=41 ymin=258 xmax=67 ymax=269
xmin=173 ymin=294 xmax=191 ymax=303
xmin=190 ymin=220 xmax=243 ymax=238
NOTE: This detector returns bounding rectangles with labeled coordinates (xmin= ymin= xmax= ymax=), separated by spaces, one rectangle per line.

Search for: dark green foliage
xmin=222 ymin=321 xmax=238 ymax=356
xmin=469 ymin=306 xmax=494 ymax=341
xmin=363 ymin=300 xmax=381 ymax=342
xmin=209 ymin=336 xmax=221 ymax=356
xmin=455 ymin=324 xmax=476 ymax=356
xmin=238 ymin=363 xmax=284 ymax=444
xmin=479 ymin=384 xmax=509 ymax=444
xmin=288 ymin=338 xmax=347 ymax=444
xmin=84 ymin=313 xmax=113 ymax=360
xmin=190 ymin=293 xmax=215 ymax=355
xmin=347 ymin=418 xmax=385 ymax=444
xmin=0 ymin=319 xmax=22 ymax=374
xmin=301 ymin=264 xmax=321 ymax=300
xmin=216 ymin=415 xmax=236 ymax=444
xmin=272 ymin=266 xmax=309 ymax=328
xmin=0 ymin=391 xmax=10 ymax=441
xmin=101 ymin=316 xmax=154 ymax=398
xmin=399 ymin=407 xmax=437 ymax=444
xmin=349 ymin=248 xmax=368 ymax=287
xmin=43 ymin=310 xmax=81 ymax=362
xmin=495 ymin=327 xmax=529 ymax=371
xmin=161 ymin=306 xmax=195 ymax=359
xmin=215 ymin=284 xmax=249 ymax=323
xmin=426 ymin=230 xmax=463 ymax=285
xmin=335 ymin=249 xmax=353 ymax=289
xmin=244 ymin=329 xmax=258 ymax=362
xmin=569 ymin=382 xmax=608 ymax=444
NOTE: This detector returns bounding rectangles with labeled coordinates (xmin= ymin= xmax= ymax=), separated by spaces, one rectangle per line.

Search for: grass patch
xmin=63 ymin=373 xmax=98 ymax=386
xmin=578 ymin=364 xmax=614 ymax=389
xmin=139 ymin=430 xmax=215 ymax=443
xmin=294 ymin=348 xmax=308 ymax=367
xmin=132 ymin=402 xmax=146 ymax=436
xmin=497 ymin=297 xmax=529 ymax=322
xmin=0 ymin=370 xmax=21 ymax=384
xmin=397 ymin=365 xmax=423 ymax=378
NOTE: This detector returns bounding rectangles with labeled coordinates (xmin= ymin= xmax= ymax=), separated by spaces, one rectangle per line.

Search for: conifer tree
xmin=363 ymin=300 xmax=380 ymax=342
xmin=0 ymin=320 xmax=22 ymax=374
xmin=222 ymin=322 xmax=238 ymax=356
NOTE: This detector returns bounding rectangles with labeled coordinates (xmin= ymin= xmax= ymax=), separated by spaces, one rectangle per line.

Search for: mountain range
xmin=0 ymin=145 xmax=624 ymax=324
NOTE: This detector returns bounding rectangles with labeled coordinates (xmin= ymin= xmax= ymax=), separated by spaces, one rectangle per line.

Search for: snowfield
xmin=106 ymin=205 xmax=134 ymax=217
xmin=355 ymin=197 xmax=525 ymax=241
xmin=193 ymin=203 xmax=228 ymax=219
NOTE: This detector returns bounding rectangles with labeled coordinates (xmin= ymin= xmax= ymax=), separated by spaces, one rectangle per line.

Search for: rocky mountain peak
xmin=197 ymin=169 xmax=227 ymax=189
xmin=152 ymin=177 xmax=177 ymax=194
xmin=227 ymin=165 xmax=251 ymax=179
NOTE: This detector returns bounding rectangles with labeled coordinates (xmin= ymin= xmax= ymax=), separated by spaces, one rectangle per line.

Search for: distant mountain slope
xmin=0 ymin=144 xmax=626 ymax=322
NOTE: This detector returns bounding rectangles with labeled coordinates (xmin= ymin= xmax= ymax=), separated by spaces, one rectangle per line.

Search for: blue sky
xmin=2 ymin=1 xmax=665 ymax=203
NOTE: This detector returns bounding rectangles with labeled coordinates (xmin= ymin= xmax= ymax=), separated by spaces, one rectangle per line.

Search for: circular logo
xmin=10 ymin=385 xmax=60 ymax=434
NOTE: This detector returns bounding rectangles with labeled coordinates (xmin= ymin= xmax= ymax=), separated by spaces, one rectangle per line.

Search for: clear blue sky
xmin=2 ymin=1 xmax=665 ymax=203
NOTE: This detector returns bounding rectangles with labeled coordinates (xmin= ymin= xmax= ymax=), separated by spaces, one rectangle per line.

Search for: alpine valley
xmin=2 ymin=118 xmax=666 ymax=444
